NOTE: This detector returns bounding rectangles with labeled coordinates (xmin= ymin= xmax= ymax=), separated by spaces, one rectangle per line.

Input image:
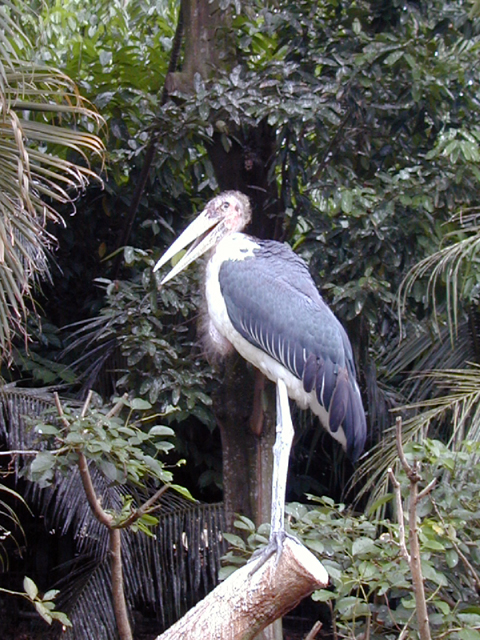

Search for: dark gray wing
xmin=219 ymin=239 xmax=366 ymax=460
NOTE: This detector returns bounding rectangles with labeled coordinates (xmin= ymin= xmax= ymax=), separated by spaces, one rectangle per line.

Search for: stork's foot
xmin=248 ymin=530 xmax=297 ymax=576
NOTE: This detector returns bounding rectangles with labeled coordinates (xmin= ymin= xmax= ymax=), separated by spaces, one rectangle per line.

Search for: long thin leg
xmin=270 ymin=378 xmax=294 ymax=539
xmin=249 ymin=378 xmax=294 ymax=573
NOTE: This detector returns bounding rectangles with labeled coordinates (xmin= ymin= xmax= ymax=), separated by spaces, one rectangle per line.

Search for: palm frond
xmin=0 ymin=9 xmax=105 ymax=359
xmin=59 ymin=558 xmax=119 ymax=640
xmin=51 ymin=499 xmax=226 ymax=637
xmin=355 ymin=364 xmax=480 ymax=509
xmin=0 ymin=483 xmax=26 ymax=571
xmin=399 ymin=207 xmax=480 ymax=336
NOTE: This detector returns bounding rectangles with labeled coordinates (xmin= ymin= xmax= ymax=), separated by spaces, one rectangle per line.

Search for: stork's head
xmin=154 ymin=191 xmax=252 ymax=285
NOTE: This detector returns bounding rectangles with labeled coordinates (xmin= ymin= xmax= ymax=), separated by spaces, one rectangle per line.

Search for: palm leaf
xmin=355 ymin=363 xmax=480 ymax=510
xmin=0 ymin=4 xmax=105 ymax=359
xmin=399 ymin=207 xmax=480 ymax=336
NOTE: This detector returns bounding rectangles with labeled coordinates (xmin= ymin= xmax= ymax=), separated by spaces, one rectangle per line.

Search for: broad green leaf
xmin=352 ymin=537 xmax=376 ymax=556
xmin=23 ymin=576 xmax=38 ymax=600
xmin=30 ymin=452 xmax=56 ymax=474
xmin=149 ymin=425 xmax=175 ymax=437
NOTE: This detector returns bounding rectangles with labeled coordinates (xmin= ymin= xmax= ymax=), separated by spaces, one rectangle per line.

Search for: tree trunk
xmin=169 ymin=6 xmax=290 ymax=639
xmin=155 ymin=537 xmax=328 ymax=640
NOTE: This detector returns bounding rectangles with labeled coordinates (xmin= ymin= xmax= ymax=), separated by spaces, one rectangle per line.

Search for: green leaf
xmin=171 ymin=484 xmax=195 ymax=501
xmin=34 ymin=601 xmax=53 ymax=625
xmin=421 ymin=538 xmax=445 ymax=551
xmin=149 ymin=425 xmax=175 ymax=437
xmin=98 ymin=460 xmax=120 ymax=482
xmin=50 ymin=611 xmax=72 ymax=627
xmin=421 ymin=562 xmax=448 ymax=587
xmin=351 ymin=537 xmax=376 ymax=556
xmin=23 ymin=576 xmax=38 ymax=600
xmin=234 ymin=516 xmax=255 ymax=532
xmin=384 ymin=50 xmax=404 ymax=65
xmin=336 ymin=596 xmax=370 ymax=618
xmin=130 ymin=398 xmax=152 ymax=410
xmin=305 ymin=538 xmax=325 ymax=554
xmin=35 ymin=424 xmax=60 ymax=436
xmin=457 ymin=630 xmax=480 ymax=640
xmin=30 ymin=452 xmax=56 ymax=475
xmin=340 ymin=190 xmax=353 ymax=214
xmin=312 ymin=589 xmax=334 ymax=603
xmin=223 ymin=533 xmax=246 ymax=549
xmin=446 ymin=548 xmax=459 ymax=568
xmin=434 ymin=599 xmax=450 ymax=615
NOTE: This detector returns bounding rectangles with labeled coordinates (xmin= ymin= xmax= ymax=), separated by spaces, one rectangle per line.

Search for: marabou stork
xmin=154 ymin=191 xmax=367 ymax=558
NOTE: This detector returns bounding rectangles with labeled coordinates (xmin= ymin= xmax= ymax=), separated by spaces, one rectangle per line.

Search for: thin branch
xmin=304 ymin=620 xmax=322 ymax=640
xmin=118 ymin=484 xmax=171 ymax=529
xmin=106 ymin=393 xmax=128 ymax=418
xmin=77 ymin=451 xmax=113 ymax=528
xmin=392 ymin=417 xmax=432 ymax=640
xmin=54 ymin=392 xmax=70 ymax=429
xmin=388 ymin=467 xmax=410 ymax=562
xmin=417 ymin=477 xmax=437 ymax=501
xmin=395 ymin=416 xmax=413 ymax=476
xmin=110 ymin=528 xmax=133 ymax=640
xmin=0 ymin=450 xmax=38 ymax=456
xmin=80 ymin=389 xmax=94 ymax=418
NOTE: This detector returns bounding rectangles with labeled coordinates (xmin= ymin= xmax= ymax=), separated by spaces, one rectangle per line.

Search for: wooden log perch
xmin=156 ymin=537 xmax=328 ymax=640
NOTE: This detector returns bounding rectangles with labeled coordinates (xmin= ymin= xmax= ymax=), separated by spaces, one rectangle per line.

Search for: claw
xmin=248 ymin=530 xmax=299 ymax=576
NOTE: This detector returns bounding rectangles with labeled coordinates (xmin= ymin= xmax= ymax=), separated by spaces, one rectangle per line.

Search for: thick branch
xmin=408 ymin=473 xmax=432 ymax=640
xmin=110 ymin=528 xmax=133 ymax=640
xmin=77 ymin=451 xmax=113 ymax=528
xmin=155 ymin=537 xmax=328 ymax=640
xmin=388 ymin=467 xmax=410 ymax=562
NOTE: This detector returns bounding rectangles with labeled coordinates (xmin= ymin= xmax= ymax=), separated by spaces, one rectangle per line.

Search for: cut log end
xmin=156 ymin=537 xmax=328 ymax=640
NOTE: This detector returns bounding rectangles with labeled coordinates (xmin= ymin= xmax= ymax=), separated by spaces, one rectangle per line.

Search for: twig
xmin=0 ymin=450 xmax=39 ymax=456
xmin=395 ymin=416 xmax=417 ymax=479
xmin=118 ymin=484 xmax=171 ymax=529
xmin=54 ymin=392 xmax=70 ymax=430
xmin=106 ymin=393 xmax=128 ymax=418
xmin=417 ymin=477 xmax=437 ymax=501
xmin=304 ymin=620 xmax=322 ymax=640
xmin=80 ymin=389 xmax=94 ymax=418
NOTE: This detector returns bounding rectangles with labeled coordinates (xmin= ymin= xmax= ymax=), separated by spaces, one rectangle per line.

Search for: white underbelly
xmin=204 ymin=241 xmax=347 ymax=449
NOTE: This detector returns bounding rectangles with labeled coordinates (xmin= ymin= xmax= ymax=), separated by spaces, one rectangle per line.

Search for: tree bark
xmin=155 ymin=537 xmax=328 ymax=640
xmin=110 ymin=528 xmax=133 ymax=640
xmin=166 ymin=0 xmax=236 ymax=94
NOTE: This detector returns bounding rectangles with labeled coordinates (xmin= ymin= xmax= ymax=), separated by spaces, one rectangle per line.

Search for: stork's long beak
xmin=153 ymin=207 xmax=226 ymax=285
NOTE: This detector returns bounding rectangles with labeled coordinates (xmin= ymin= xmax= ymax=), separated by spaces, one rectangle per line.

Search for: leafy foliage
xmin=6 ymin=0 xmax=480 ymax=634
xmin=63 ymin=248 xmax=215 ymax=427
xmin=25 ymin=394 xmax=178 ymax=492
xmin=223 ymin=439 xmax=480 ymax=639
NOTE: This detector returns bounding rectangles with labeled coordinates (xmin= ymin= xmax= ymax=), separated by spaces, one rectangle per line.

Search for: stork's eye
xmin=222 ymin=201 xmax=230 ymax=210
